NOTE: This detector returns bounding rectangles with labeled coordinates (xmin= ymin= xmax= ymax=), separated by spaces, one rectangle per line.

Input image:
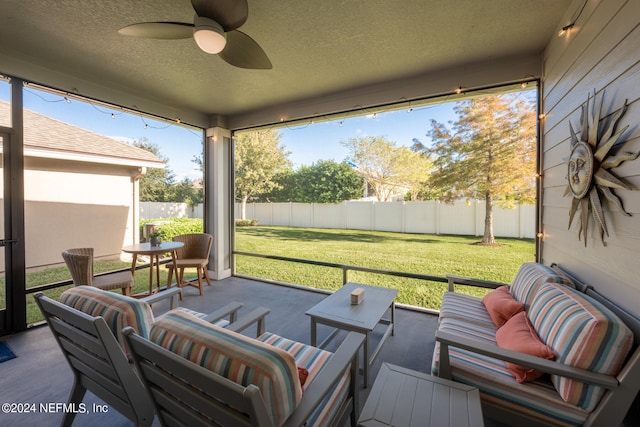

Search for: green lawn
xmin=235 ymin=226 xmax=535 ymax=310
xmin=6 ymin=226 xmax=534 ymax=326
xmin=4 ymin=259 xmax=201 ymax=325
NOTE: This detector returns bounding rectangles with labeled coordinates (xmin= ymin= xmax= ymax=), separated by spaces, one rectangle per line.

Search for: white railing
xmin=140 ymin=200 xmax=535 ymax=238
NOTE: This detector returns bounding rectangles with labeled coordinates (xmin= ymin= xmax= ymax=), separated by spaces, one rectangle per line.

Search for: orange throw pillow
xmin=482 ymin=286 xmax=524 ymax=327
xmin=298 ymin=367 xmax=309 ymax=388
xmin=496 ymin=311 xmax=556 ymax=383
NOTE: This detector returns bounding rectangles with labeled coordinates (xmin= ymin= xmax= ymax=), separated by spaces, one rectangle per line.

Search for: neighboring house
xmin=0 ymin=100 xmax=165 ymax=270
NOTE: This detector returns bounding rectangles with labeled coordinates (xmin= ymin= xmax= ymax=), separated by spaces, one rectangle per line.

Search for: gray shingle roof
xmin=0 ymin=100 xmax=165 ymax=167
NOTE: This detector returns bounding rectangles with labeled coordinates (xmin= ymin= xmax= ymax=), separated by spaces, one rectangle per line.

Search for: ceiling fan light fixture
xmin=193 ymin=16 xmax=226 ymax=54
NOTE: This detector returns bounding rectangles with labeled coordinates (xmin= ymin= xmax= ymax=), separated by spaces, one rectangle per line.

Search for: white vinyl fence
xmin=238 ymin=200 xmax=535 ymax=238
xmin=141 ymin=200 xmax=535 ymax=238
xmin=139 ymin=201 xmax=203 ymax=220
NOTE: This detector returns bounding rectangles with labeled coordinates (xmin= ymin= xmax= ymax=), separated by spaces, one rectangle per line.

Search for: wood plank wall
xmin=541 ymin=0 xmax=640 ymax=312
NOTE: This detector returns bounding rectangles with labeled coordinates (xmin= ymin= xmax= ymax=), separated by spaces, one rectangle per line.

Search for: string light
xmin=280 ymin=87 xmax=464 ymax=131
xmin=274 ymin=83 xmax=526 ymax=133
xmin=557 ymin=24 xmax=573 ymax=36
xmin=519 ymin=75 xmax=536 ymax=89
xmin=139 ymin=116 xmax=171 ymax=130
xmin=24 ymin=84 xmax=189 ymax=130
xmin=558 ymin=0 xmax=587 ymax=37
xmin=24 ymin=88 xmax=67 ymax=103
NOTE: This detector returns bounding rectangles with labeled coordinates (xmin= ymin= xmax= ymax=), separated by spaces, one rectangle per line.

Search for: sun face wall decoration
xmin=565 ymin=90 xmax=639 ymax=246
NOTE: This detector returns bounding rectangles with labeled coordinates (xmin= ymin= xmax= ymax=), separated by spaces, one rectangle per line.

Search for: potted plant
xmin=149 ymin=231 xmax=162 ymax=247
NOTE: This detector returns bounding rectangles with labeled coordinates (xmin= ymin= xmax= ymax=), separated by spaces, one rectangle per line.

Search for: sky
xmin=1 ymin=79 xmax=536 ymax=178
xmin=276 ymin=102 xmax=458 ymax=168
xmin=0 ymin=81 xmax=204 ymax=181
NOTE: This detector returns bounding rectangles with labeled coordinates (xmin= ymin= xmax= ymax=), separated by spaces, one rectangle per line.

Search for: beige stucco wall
xmin=0 ymin=156 xmax=140 ymax=270
xmin=541 ymin=0 xmax=640 ymax=313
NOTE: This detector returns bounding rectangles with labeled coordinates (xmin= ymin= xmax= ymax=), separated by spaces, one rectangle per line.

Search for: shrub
xmin=140 ymin=218 xmax=203 ymax=241
xmin=236 ymin=219 xmax=258 ymax=227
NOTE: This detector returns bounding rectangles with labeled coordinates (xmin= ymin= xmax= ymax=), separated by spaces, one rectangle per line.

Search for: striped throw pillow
xmin=149 ymin=309 xmax=302 ymax=426
xmin=528 ymin=282 xmax=633 ymax=411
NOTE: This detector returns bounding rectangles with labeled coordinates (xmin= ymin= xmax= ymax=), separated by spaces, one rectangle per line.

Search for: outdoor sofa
xmin=432 ymin=262 xmax=640 ymax=427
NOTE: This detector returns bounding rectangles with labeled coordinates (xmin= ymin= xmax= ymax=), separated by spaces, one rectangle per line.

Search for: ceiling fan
xmin=118 ymin=0 xmax=271 ymax=69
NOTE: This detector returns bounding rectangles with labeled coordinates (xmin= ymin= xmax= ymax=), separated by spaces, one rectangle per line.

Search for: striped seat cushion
xmin=173 ymin=307 xmax=230 ymax=328
xmin=259 ymin=332 xmax=350 ymax=427
xmin=433 ymin=315 xmax=498 ymax=344
xmin=149 ymin=310 xmax=302 ymax=427
xmin=431 ymin=317 xmax=589 ymax=427
xmin=528 ymin=282 xmax=633 ymax=411
xmin=510 ymin=262 xmax=575 ymax=308
xmin=59 ymin=287 xmax=223 ymax=341
xmin=60 ymin=286 xmax=154 ymax=345
xmin=439 ymin=292 xmax=496 ymax=328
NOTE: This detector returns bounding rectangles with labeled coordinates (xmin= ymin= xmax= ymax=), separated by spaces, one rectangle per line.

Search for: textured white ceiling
xmin=0 ymin=0 xmax=571 ymax=128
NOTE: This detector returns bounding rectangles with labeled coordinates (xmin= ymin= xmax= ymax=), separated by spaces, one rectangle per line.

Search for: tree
xmin=414 ymin=94 xmax=536 ymax=244
xmin=133 ymin=138 xmax=176 ymax=202
xmin=290 ymin=160 xmax=363 ymax=203
xmin=395 ymin=148 xmax=433 ymax=201
xmin=173 ymin=178 xmax=203 ymax=206
xmin=258 ymin=161 xmax=363 ymax=203
xmin=257 ymin=170 xmax=297 ymax=202
xmin=235 ymin=129 xmax=292 ymax=218
xmin=341 ymin=136 xmax=431 ymax=201
xmin=136 ymin=138 xmax=203 ymax=204
xmin=192 ymin=153 xmax=203 ymax=172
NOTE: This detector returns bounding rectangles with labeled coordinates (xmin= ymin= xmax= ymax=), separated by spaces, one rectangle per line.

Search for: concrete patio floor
xmin=0 ymin=276 xmax=440 ymax=426
xmin=5 ymin=276 xmax=639 ymax=426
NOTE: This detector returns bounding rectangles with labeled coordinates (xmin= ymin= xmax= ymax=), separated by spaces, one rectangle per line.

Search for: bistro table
xmin=122 ymin=241 xmax=184 ymax=296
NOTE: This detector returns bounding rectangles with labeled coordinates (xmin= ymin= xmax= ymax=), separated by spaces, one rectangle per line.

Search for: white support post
xmin=130 ymin=167 xmax=145 ymax=247
xmin=206 ymin=127 xmax=232 ymax=280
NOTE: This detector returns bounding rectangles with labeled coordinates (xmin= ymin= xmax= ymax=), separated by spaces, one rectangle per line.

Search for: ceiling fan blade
xmin=219 ymin=30 xmax=272 ymax=69
xmin=118 ymin=22 xmax=194 ymax=39
xmin=191 ymin=0 xmax=247 ymax=32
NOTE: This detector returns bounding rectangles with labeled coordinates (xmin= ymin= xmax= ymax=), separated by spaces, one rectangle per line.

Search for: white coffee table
xmin=305 ymin=282 xmax=398 ymax=387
